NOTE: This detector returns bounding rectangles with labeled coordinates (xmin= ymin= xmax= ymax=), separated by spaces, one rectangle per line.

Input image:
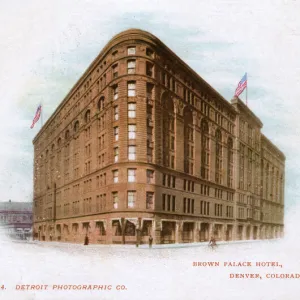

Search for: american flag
xmin=30 ymin=104 xmax=42 ymax=129
xmin=234 ymin=73 xmax=247 ymax=97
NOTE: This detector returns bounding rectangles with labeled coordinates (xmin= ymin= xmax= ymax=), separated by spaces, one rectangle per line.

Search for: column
xmin=153 ymin=219 xmax=162 ymax=245
xmin=193 ymin=222 xmax=200 ymax=243
xmin=175 ymin=221 xmax=183 ymax=244
xmin=106 ymin=219 xmax=113 ymax=244
xmin=249 ymin=225 xmax=254 ymax=240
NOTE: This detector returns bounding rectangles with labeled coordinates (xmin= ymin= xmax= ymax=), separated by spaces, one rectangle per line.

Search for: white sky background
xmin=0 ymin=0 xmax=299 ymax=209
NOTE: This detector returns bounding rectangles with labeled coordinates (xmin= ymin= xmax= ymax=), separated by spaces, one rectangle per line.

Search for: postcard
xmin=0 ymin=1 xmax=299 ymax=300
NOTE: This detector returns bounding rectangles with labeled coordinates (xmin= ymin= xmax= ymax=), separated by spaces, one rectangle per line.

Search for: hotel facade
xmin=32 ymin=29 xmax=285 ymax=244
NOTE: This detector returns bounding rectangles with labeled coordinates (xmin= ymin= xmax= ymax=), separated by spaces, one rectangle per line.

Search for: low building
xmin=0 ymin=200 xmax=33 ymax=240
xmin=32 ymin=29 xmax=285 ymax=244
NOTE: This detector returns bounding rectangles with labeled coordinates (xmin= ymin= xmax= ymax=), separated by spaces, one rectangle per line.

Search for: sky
xmin=0 ymin=0 xmax=299 ymax=210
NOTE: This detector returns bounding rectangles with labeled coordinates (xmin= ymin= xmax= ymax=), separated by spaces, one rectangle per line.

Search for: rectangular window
xmin=147 ymin=169 xmax=154 ymax=184
xmin=146 ymin=62 xmax=154 ymax=77
xmin=170 ymin=136 xmax=175 ymax=150
xmin=128 ymin=81 xmax=136 ymax=97
xmin=112 ymin=64 xmax=118 ymax=78
xmin=172 ymin=176 xmax=176 ymax=188
xmin=146 ymin=192 xmax=154 ymax=209
xmin=114 ymin=127 xmax=119 ymax=141
xmin=128 ymin=169 xmax=136 ymax=182
xmin=128 ymin=103 xmax=136 ymax=118
xmin=146 ymin=83 xmax=154 ymax=99
xmin=127 ymin=191 xmax=136 ymax=208
xmin=114 ymin=147 xmax=119 ymax=162
xmin=167 ymin=195 xmax=171 ymax=211
xmin=162 ymin=194 xmax=166 ymax=210
xmin=113 ymin=85 xmax=118 ymax=100
xmin=127 ymin=60 xmax=136 ymax=74
xmin=128 ymin=146 xmax=136 ymax=160
xmin=127 ymin=47 xmax=136 ymax=55
xmin=128 ymin=124 xmax=136 ymax=139
xmin=172 ymin=196 xmax=175 ymax=212
xmin=114 ymin=106 xmax=119 ymax=121
xmin=113 ymin=170 xmax=118 ymax=183
xmin=112 ymin=192 xmax=118 ymax=209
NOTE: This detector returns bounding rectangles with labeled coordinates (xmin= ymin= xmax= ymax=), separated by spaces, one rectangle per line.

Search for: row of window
xmin=113 ymin=124 xmax=137 ymax=141
xmin=162 ymin=174 xmax=176 ymax=188
xmin=184 ymin=180 xmax=195 ymax=192
xmin=112 ymin=169 xmax=155 ymax=184
xmin=162 ymin=194 xmax=176 ymax=212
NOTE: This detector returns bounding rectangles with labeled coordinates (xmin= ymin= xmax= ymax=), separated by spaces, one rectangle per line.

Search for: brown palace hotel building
xmin=33 ymin=29 xmax=285 ymax=244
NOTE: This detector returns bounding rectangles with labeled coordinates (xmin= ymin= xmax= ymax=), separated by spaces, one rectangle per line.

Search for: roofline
xmin=230 ymin=97 xmax=263 ymax=127
xmin=261 ymin=133 xmax=286 ymax=160
xmin=33 ymin=28 xmax=237 ymax=143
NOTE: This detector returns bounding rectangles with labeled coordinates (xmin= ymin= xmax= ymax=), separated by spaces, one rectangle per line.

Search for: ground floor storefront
xmin=33 ymin=214 xmax=284 ymax=245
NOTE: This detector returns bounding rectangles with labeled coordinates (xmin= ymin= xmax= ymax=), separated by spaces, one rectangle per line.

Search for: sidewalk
xmin=14 ymin=238 xmax=280 ymax=249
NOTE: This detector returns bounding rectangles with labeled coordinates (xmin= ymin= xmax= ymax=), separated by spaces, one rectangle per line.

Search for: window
xmin=114 ymin=147 xmax=119 ymax=162
xmin=113 ymin=85 xmax=118 ymax=100
xmin=112 ymin=192 xmax=118 ymax=209
xmin=146 ymin=83 xmax=154 ymax=99
xmin=112 ymin=64 xmax=118 ymax=78
xmin=128 ymin=146 xmax=136 ymax=160
xmin=127 ymin=191 xmax=136 ymax=208
xmin=127 ymin=60 xmax=136 ymax=74
xmin=114 ymin=127 xmax=119 ymax=141
xmin=146 ymin=48 xmax=154 ymax=57
xmin=74 ymin=121 xmax=79 ymax=133
xmin=85 ymin=110 xmax=91 ymax=123
xmin=128 ymin=103 xmax=136 ymax=118
xmin=113 ymin=170 xmax=118 ymax=183
xmin=128 ymin=169 xmax=136 ymax=182
xmin=146 ymin=192 xmax=154 ymax=209
xmin=127 ymin=47 xmax=136 ymax=55
xmin=128 ymin=124 xmax=136 ymax=139
xmin=146 ymin=62 xmax=154 ymax=77
xmin=170 ymin=136 xmax=175 ymax=150
xmin=114 ymin=106 xmax=119 ymax=121
xmin=147 ymin=170 xmax=154 ymax=184
xmin=128 ymin=81 xmax=136 ymax=97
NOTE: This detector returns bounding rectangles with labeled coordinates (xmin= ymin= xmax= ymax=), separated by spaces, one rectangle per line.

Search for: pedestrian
xmin=149 ymin=235 xmax=153 ymax=248
xmin=84 ymin=234 xmax=89 ymax=245
xmin=208 ymin=236 xmax=217 ymax=249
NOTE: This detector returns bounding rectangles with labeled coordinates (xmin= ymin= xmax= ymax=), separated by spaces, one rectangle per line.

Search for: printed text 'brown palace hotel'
xmin=33 ymin=29 xmax=285 ymax=244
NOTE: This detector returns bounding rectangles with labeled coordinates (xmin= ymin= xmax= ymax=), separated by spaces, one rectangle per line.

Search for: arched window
xmin=215 ymin=129 xmax=222 ymax=184
xmin=183 ymin=106 xmax=193 ymax=174
xmin=161 ymin=93 xmax=175 ymax=168
xmin=57 ymin=138 xmax=61 ymax=147
xmin=266 ymin=163 xmax=269 ymax=200
xmin=276 ymin=170 xmax=279 ymax=202
xmin=227 ymin=137 xmax=233 ymax=188
xmin=97 ymin=96 xmax=105 ymax=111
xmin=51 ymin=144 xmax=55 ymax=152
xmin=201 ymin=119 xmax=209 ymax=179
xmin=65 ymin=130 xmax=70 ymax=140
xmin=74 ymin=120 xmax=79 ymax=133
xmin=85 ymin=110 xmax=91 ymax=123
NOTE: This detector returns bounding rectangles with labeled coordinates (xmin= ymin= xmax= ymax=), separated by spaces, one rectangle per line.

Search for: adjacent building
xmin=32 ymin=29 xmax=285 ymax=244
xmin=0 ymin=200 xmax=33 ymax=240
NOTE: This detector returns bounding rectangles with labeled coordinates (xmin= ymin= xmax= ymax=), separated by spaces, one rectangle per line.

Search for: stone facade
xmin=32 ymin=29 xmax=285 ymax=244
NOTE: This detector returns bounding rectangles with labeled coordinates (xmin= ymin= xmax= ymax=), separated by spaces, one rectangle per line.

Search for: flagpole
xmin=40 ymin=102 xmax=44 ymax=128
xmin=246 ymin=73 xmax=248 ymax=106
